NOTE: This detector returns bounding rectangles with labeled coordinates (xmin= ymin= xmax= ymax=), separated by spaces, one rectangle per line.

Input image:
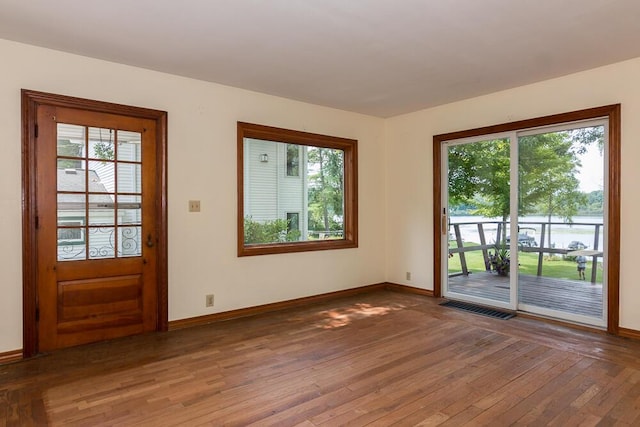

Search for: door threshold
xmin=516 ymin=311 xmax=608 ymax=335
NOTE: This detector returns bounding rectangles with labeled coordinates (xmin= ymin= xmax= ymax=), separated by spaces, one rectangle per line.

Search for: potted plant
xmin=490 ymin=243 xmax=510 ymax=276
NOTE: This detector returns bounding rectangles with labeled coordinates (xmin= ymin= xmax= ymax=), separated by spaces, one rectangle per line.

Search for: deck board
xmin=448 ymin=272 xmax=603 ymax=318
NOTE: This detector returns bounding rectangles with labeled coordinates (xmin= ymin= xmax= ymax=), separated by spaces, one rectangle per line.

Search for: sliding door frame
xmin=433 ymin=104 xmax=621 ymax=334
xmin=440 ymin=131 xmax=518 ymax=311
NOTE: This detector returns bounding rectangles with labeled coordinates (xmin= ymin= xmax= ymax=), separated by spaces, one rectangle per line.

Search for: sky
xmin=576 ymin=142 xmax=604 ymax=193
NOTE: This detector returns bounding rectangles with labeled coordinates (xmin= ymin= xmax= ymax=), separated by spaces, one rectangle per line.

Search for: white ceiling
xmin=1 ymin=0 xmax=639 ymax=117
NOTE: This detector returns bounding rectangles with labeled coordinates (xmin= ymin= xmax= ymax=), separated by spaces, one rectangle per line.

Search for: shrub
xmin=244 ymin=216 xmax=301 ymax=244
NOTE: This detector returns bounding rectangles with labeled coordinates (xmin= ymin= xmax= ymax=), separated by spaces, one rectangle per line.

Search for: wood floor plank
xmin=260 ymin=331 xmax=517 ymax=426
xmin=348 ymin=341 xmax=552 ymax=425
xmin=477 ymin=352 xmax=583 ymax=425
xmin=2 ymin=290 xmax=640 ymax=425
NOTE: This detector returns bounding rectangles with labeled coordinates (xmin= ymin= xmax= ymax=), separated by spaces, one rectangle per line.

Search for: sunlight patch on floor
xmin=315 ymin=303 xmax=405 ymax=329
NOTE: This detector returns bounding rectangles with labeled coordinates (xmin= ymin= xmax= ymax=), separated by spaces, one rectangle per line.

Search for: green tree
xmin=448 ymin=130 xmax=595 ymax=244
xmin=582 ymin=190 xmax=604 ymax=215
xmin=448 ymin=138 xmax=511 ymax=240
xmin=569 ymin=126 xmax=604 ymax=154
xmin=307 ymin=147 xmax=344 ymax=234
xmin=519 ymin=132 xmax=587 ymax=248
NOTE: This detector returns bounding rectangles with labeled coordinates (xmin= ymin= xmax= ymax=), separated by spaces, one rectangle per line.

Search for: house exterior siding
xmin=243 ymin=138 xmax=308 ymax=239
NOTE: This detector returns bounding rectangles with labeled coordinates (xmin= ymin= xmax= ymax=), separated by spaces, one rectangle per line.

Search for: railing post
xmin=477 ymin=223 xmax=490 ymax=271
xmin=453 ymin=224 xmax=469 ymax=276
xmin=537 ymin=223 xmax=546 ymax=277
xmin=591 ymin=224 xmax=601 ymax=283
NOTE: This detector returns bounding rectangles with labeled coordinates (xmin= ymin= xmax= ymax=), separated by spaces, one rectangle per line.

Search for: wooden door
xmin=22 ymin=91 xmax=168 ymax=354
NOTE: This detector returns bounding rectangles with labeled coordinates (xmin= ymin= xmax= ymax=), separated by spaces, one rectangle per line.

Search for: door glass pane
xmin=88 ymin=227 xmax=116 ymax=259
xmin=57 ymin=124 xmax=85 ymax=159
xmin=117 ymin=163 xmax=142 ymax=193
xmin=118 ymin=195 xmax=142 ymax=225
xmin=88 ymin=127 xmax=115 ymax=161
xmin=517 ymin=125 xmax=605 ymax=323
xmin=88 ymin=161 xmax=115 ymax=193
xmin=119 ymin=226 xmax=142 ymax=257
xmin=58 ymin=235 xmax=87 ymax=261
xmin=89 ymin=194 xmax=115 ymax=226
xmin=57 ymin=161 xmax=86 ymax=192
xmin=117 ymin=130 xmax=142 ymax=162
xmin=446 ymin=137 xmax=512 ymax=307
xmin=57 ymin=194 xmax=86 ymax=225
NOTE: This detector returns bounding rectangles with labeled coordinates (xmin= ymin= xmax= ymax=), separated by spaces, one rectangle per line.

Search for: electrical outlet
xmin=205 ymin=294 xmax=214 ymax=307
xmin=406 ymin=271 xmax=412 ymax=281
xmin=189 ymin=200 xmax=201 ymax=212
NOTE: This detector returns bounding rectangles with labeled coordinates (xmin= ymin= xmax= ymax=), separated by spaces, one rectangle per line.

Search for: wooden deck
xmin=448 ymin=272 xmax=603 ymax=319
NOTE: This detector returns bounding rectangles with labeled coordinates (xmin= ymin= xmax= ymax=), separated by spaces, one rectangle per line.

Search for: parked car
xmin=567 ymin=241 xmax=587 ymax=250
xmin=506 ymin=233 xmax=537 ymax=247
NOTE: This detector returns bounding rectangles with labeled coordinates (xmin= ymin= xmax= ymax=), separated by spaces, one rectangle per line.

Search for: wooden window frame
xmin=238 ymin=122 xmax=358 ymax=257
xmin=433 ymin=104 xmax=621 ymax=334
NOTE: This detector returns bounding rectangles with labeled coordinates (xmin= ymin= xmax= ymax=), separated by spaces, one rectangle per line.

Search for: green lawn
xmin=448 ymin=242 xmax=603 ymax=283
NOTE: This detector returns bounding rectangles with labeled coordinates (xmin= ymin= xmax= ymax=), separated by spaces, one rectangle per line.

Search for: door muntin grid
xmin=57 ymin=124 xmax=143 ymax=261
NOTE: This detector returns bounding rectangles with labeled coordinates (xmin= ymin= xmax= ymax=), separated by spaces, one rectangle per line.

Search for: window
xmin=238 ymin=122 xmax=358 ymax=256
xmin=287 ymin=212 xmax=300 ymax=232
xmin=57 ymin=219 xmax=85 ymax=244
xmin=286 ymin=144 xmax=300 ymax=177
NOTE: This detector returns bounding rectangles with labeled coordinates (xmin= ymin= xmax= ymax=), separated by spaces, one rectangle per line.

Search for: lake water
xmin=450 ymin=215 xmax=604 ymax=251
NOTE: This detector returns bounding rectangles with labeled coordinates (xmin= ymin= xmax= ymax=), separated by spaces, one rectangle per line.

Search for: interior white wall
xmin=3 ymin=35 xmax=640 ymax=354
xmin=385 ymin=56 xmax=640 ymax=331
xmin=0 ymin=39 xmax=387 ymax=353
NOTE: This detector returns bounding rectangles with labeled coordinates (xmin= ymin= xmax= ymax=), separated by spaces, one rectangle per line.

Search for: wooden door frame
xmin=433 ymin=104 xmax=621 ymax=335
xmin=21 ymin=90 xmax=169 ymax=358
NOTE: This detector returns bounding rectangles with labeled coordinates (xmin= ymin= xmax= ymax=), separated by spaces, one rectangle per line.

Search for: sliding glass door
xmin=444 ymin=133 xmax=516 ymax=310
xmin=516 ymin=121 xmax=607 ymax=326
xmin=442 ymin=119 xmax=607 ymax=327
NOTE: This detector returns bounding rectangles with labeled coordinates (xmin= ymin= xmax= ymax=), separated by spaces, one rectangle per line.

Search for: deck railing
xmin=448 ymin=220 xmax=603 ymax=283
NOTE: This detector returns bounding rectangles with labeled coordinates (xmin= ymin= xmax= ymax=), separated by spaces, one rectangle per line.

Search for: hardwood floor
xmin=2 ymin=290 xmax=640 ymax=426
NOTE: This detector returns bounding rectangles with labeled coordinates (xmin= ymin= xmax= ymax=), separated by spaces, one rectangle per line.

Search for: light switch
xmin=189 ymin=200 xmax=201 ymax=212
